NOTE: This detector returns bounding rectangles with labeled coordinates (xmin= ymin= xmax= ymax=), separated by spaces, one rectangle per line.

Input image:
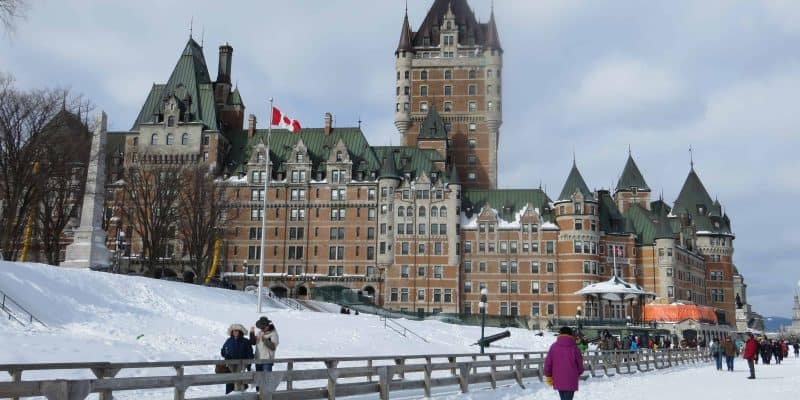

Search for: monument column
xmin=62 ymin=112 xmax=111 ymax=269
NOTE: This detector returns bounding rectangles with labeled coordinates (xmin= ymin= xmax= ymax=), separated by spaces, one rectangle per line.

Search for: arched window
xmin=166 ymin=133 xmax=174 ymax=145
xmin=406 ymin=207 xmax=413 ymax=217
xmin=336 ymin=151 xmax=343 ymax=162
xmin=150 ymin=133 xmax=158 ymax=145
xmin=440 ymin=206 xmax=447 ymax=217
xmin=167 ymin=116 xmax=175 ymax=127
xmin=418 ymin=206 xmax=426 ymax=217
xmin=181 ymin=133 xmax=189 ymax=145
xmin=430 ymin=207 xmax=438 ymax=217
xmin=397 ymin=206 xmax=405 ymax=217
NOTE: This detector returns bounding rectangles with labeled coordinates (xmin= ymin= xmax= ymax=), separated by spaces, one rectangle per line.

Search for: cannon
xmin=475 ymin=330 xmax=511 ymax=347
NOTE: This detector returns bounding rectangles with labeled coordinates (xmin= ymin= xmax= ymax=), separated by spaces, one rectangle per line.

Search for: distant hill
xmin=764 ymin=316 xmax=792 ymax=332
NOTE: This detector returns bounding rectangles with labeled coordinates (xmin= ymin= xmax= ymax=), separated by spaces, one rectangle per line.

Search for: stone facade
xmin=99 ymin=0 xmax=746 ymax=327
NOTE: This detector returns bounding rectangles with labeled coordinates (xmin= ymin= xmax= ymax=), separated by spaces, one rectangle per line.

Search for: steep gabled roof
xmin=597 ymin=190 xmax=625 ymax=233
xmin=378 ymin=149 xmax=401 ymax=180
xmin=616 ymin=154 xmax=650 ymax=192
xmin=131 ymin=38 xmax=218 ymax=131
xmin=673 ymin=167 xmax=714 ymax=215
xmin=412 ymin=0 xmax=484 ymax=47
xmin=558 ymin=161 xmax=593 ymax=201
xmin=418 ymin=105 xmax=447 ymax=139
xmin=447 ymin=163 xmax=461 ymax=186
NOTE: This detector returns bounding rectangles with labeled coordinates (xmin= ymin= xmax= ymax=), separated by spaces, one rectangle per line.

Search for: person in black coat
xmin=772 ymin=340 xmax=783 ymax=364
xmin=221 ymin=323 xmax=254 ymax=394
xmin=759 ymin=339 xmax=772 ymax=364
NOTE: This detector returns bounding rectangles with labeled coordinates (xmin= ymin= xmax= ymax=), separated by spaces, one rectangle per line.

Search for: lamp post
xmin=479 ymin=288 xmax=488 ymax=354
xmin=114 ymin=231 xmax=126 ymax=273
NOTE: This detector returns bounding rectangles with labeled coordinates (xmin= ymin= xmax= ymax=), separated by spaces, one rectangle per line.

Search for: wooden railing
xmin=0 ymin=349 xmax=709 ymax=400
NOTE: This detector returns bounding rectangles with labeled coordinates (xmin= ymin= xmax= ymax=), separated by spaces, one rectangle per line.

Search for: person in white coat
xmin=250 ymin=316 xmax=279 ymax=372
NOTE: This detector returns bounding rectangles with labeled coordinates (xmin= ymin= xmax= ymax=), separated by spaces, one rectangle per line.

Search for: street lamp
xmin=479 ymin=288 xmax=488 ymax=354
xmin=114 ymin=231 xmax=125 ymax=273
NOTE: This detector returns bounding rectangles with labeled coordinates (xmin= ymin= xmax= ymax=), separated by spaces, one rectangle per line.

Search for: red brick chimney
xmin=247 ymin=114 xmax=257 ymax=137
xmin=324 ymin=112 xmax=332 ymax=135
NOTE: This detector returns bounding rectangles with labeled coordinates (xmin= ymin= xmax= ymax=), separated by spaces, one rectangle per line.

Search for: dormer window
xmin=698 ymin=206 xmax=705 ymax=214
xmin=296 ymin=153 xmax=304 ymax=162
xmin=257 ymin=153 xmax=264 ymax=163
xmin=423 ymin=37 xmax=431 ymax=46
xmin=167 ymin=116 xmax=175 ymax=127
xmin=336 ymin=151 xmax=343 ymax=162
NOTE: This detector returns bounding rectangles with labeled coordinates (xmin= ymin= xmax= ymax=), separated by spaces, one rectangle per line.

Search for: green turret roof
xmin=447 ymin=164 xmax=460 ymax=186
xmin=131 ymin=38 xmax=218 ymax=131
xmin=418 ymin=105 xmax=447 ymax=140
xmin=396 ymin=11 xmax=414 ymax=54
xmin=597 ymin=190 xmax=625 ymax=233
xmin=616 ymin=154 xmax=650 ymax=192
xmin=558 ymin=161 xmax=593 ymax=201
xmin=373 ymin=146 xmax=441 ymax=179
xmin=673 ymin=167 xmax=714 ymax=215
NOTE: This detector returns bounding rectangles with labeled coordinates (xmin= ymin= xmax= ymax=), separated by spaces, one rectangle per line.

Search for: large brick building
xmin=104 ymin=0 xmax=739 ymax=327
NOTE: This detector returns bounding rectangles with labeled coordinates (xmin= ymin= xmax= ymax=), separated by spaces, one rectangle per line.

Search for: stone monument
xmin=62 ymin=112 xmax=110 ymax=269
xmin=789 ymin=280 xmax=800 ymax=336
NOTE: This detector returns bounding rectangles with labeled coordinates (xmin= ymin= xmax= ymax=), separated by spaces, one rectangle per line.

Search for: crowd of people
xmin=219 ymin=316 xmax=280 ymax=394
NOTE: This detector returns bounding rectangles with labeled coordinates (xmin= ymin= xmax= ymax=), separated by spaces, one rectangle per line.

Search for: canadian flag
xmin=271 ymin=106 xmax=302 ymax=133
xmin=614 ymin=246 xmax=623 ymax=256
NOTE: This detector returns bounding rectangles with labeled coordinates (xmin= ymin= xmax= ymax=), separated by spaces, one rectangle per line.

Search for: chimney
xmin=324 ymin=112 xmax=333 ymax=135
xmin=217 ymin=43 xmax=233 ymax=84
xmin=247 ymin=114 xmax=257 ymax=137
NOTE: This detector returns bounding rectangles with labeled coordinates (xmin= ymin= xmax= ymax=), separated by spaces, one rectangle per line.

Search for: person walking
xmin=221 ymin=323 xmax=254 ymax=394
xmin=722 ymin=337 xmax=737 ymax=372
xmin=772 ymin=340 xmax=783 ymax=365
xmin=759 ymin=338 xmax=771 ymax=364
xmin=743 ymin=332 xmax=758 ymax=379
xmin=250 ymin=317 xmax=279 ymax=372
xmin=793 ymin=342 xmax=799 ymax=357
xmin=710 ymin=338 xmax=722 ymax=371
xmin=544 ymin=327 xmax=585 ymax=400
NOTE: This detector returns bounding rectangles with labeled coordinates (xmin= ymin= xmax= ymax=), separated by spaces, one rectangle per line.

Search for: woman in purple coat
xmin=544 ymin=326 xmax=585 ymax=400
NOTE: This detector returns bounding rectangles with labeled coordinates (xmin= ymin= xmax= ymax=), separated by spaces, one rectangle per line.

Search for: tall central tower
xmin=394 ymin=0 xmax=503 ymax=189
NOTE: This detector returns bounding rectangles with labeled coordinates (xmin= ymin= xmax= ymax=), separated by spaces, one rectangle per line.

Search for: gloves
xmin=545 ymin=376 xmax=553 ymax=386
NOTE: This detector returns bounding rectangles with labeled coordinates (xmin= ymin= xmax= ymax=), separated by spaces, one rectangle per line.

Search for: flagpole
xmin=258 ymin=98 xmax=274 ymax=313
xmin=612 ymin=245 xmax=617 ymax=278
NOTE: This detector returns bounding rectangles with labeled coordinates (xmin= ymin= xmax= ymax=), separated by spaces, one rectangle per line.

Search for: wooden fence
xmin=0 ymin=349 xmax=709 ymax=400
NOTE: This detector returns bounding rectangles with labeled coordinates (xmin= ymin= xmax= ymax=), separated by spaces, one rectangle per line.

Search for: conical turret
xmin=558 ymin=161 xmax=593 ymax=202
xmin=395 ymin=10 xmax=414 ymax=55
xmin=485 ymin=7 xmax=502 ymax=51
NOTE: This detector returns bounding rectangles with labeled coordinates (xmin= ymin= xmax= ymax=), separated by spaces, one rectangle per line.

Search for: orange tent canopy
xmin=642 ymin=304 xmax=718 ymax=324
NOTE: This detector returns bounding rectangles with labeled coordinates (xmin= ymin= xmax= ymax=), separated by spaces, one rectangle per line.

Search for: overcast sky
xmin=2 ymin=0 xmax=799 ymax=319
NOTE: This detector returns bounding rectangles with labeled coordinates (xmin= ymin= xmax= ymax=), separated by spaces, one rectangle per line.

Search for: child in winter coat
xmin=710 ymin=338 xmax=722 ymax=370
xmin=221 ymin=323 xmax=254 ymax=394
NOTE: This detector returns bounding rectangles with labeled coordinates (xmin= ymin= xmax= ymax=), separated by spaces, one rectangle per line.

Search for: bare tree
xmin=117 ymin=161 xmax=182 ymax=276
xmin=177 ymin=164 xmax=226 ymax=282
xmin=0 ymin=74 xmax=70 ymax=260
xmin=0 ymin=0 xmax=26 ymax=32
xmin=34 ymin=114 xmax=91 ymax=264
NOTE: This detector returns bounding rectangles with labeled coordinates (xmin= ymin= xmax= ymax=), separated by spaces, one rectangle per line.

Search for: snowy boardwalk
xmin=449 ymin=355 xmax=800 ymax=400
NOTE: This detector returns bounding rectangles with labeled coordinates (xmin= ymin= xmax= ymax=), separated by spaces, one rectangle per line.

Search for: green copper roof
xmin=418 ymin=105 xmax=447 ymax=140
xmin=673 ymin=167 xmax=714 ymax=215
xmin=377 ymin=149 xmax=401 ymax=180
xmin=462 ymin=189 xmax=552 ymax=222
xmin=225 ymin=127 xmax=379 ymax=176
xmin=372 ymin=146 xmax=441 ymax=179
xmin=624 ymin=205 xmax=666 ymax=245
xmin=597 ymin=191 xmax=625 ymax=233
xmin=229 ymin=87 xmax=244 ymax=107
xmin=650 ymin=199 xmax=671 ymax=218
xmin=131 ymin=38 xmax=218 ymax=131
xmin=558 ymin=162 xmax=593 ymax=201
xmin=616 ymin=154 xmax=650 ymax=192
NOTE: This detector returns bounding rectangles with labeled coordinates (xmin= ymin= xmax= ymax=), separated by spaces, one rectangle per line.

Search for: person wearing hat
xmin=221 ymin=323 xmax=254 ymax=393
xmin=250 ymin=317 xmax=280 ymax=373
xmin=544 ymin=326 xmax=584 ymax=400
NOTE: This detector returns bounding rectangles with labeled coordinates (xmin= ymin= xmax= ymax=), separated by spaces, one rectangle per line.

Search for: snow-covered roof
xmin=574 ymin=275 xmax=655 ymax=301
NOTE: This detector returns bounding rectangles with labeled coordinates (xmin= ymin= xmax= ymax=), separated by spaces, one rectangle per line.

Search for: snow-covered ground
xmin=2 ymin=261 xmax=797 ymax=400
